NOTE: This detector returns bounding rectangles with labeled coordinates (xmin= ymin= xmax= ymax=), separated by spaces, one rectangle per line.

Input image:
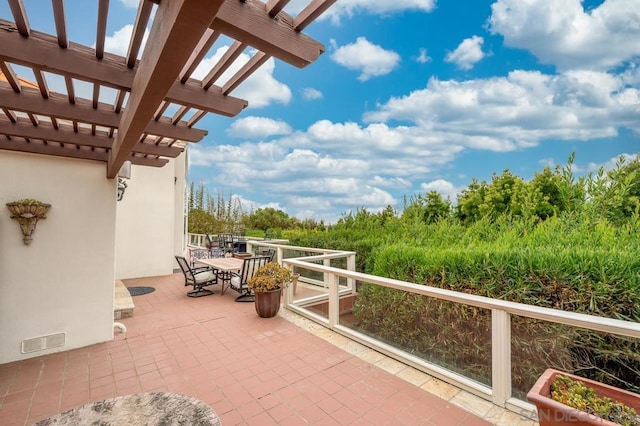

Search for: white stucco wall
xmin=0 ymin=151 xmax=116 ymax=364
xmin=115 ymin=156 xmax=180 ymax=279
xmin=173 ymin=152 xmax=187 ymax=266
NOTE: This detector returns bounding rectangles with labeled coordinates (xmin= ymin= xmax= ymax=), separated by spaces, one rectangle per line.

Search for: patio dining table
xmin=199 ymin=256 xmax=243 ymax=273
xmin=198 ymin=257 xmax=244 ymax=297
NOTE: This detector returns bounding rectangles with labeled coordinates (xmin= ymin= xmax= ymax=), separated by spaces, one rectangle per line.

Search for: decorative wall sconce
xmin=117 ymin=178 xmax=128 ymax=201
xmin=6 ymin=199 xmax=51 ymax=245
xmin=116 ymin=160 xmax=131 ymax=201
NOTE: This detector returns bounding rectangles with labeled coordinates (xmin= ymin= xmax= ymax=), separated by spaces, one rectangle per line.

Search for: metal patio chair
xmin=175 ymin=255 xmax=218 ymax=297
xmin=225 ymin=256 xmax=270 ymax=302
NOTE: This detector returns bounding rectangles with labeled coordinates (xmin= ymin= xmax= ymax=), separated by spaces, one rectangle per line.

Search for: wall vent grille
xmin=21 ymin=333 xmax=66 ymax=354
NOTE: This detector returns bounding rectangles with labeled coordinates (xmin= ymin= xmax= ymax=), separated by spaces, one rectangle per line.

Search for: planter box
xmin=305 ymin=294 xmax=358 ymax=316
xmin=527 ymin=368 xmax=640 ymax=425
xmin=232 ymin=252 xmax=252 ymax=259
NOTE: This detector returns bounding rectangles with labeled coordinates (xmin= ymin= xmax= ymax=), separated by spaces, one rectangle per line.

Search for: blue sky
xmin=4 ymin=0 xmax=638 ymax=223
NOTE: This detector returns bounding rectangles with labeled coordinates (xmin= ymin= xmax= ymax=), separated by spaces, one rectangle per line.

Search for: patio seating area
xmin=0 ymin=273 xmax=536 ymax=425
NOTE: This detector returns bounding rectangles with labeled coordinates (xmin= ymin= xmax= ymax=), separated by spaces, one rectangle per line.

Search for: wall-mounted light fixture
xmin=117 ymin=178 xmax=128 ymax=201
xmin=116 ymin=161 xmax=131 ymax=201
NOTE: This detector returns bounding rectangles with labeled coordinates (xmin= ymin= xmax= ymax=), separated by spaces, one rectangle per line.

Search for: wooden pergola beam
xmin=0 ymin=117 xmax=183 ymax=157
xmin=0 ymin=21 xmax=246 ymax=117
xmin=213 ymin=0 xmax=325 ymax=68
xmin=0 ymin=137 xmax=169 ymax=167
xmin=145 ymin=0 xmax=326 ymax=68
xmin=0 ymin=84 xmax=207 ymax=142
xmin=0 ymin=138 xmax=109 ymax=161
xmin=107 ymin=0 xmax=225 ymax=178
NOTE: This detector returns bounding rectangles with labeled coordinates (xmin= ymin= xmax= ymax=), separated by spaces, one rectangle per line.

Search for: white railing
xmin=186 ymin=234 xmax=640 ymax=415
xmin=281 ymin=255 xmax=640 ymax=416
xmin=187 ymin=233 xmax=208 ymax=248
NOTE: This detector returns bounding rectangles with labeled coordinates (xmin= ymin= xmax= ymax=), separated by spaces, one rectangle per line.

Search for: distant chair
xmin=175 ymin=255 xmax=218 ymax=297
xmin=265 ymin=248 xmax=276 ymax=262
xmin=205 ymin=234 xmax=224 ymax=258
xmin=187 ymin=245 xmax=210 ymax=268
xmin=255 ymin=247 xmax=275 ymax=262
xmin=217 ymin=233 xmax=235 ymax=255
xmin=225 ymin=256 xmax=270 ymax=302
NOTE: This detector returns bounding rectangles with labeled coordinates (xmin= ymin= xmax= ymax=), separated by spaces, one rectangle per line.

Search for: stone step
xmin=114 ymin=280 xmax=134 ymax=319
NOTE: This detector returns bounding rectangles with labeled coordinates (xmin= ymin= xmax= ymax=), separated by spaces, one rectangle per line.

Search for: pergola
xmin=0 ymin=0 xmax=335 ymax=178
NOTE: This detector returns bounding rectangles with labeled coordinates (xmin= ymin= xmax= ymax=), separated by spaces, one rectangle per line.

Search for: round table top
xmin=34 ymin=392 xmax=220 ymax=425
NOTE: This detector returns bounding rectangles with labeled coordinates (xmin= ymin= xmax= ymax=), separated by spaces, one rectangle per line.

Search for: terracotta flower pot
xmin=254 ymin=287 xmax=282 ymax=318
xmin=527 ymin=368 xmax=640 ymax=425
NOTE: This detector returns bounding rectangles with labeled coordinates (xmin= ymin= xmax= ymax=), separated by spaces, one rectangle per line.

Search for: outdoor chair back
xmin=217 ymin=233 xmax=235 ymax=255
xmin=227 ymin=256 xmax=270 ymax=302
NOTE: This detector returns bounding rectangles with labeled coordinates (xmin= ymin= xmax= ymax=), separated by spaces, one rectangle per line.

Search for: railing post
xmin=347 ymin=254 xmax=356 ymax=294
xmin=276 ymin=247 xmax=283 ymax=264
xmin=492 ymin=309 xmax=512 ymax=406
xmin=328 ymin=272 xmax=339 ymax=327
xmin=323 ymin=254 xmax=330 ymax=289
xmin=283 ymin=264 xmax=292 ymax=307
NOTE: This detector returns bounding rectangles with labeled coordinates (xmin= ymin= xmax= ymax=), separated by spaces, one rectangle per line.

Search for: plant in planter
xmin=248 ymin=262 xmax=293 ymax=318
xmin=6 ymin=198 xmax=51 ymax=245
xmin=527 ymin=368 xmax=640 ymax=425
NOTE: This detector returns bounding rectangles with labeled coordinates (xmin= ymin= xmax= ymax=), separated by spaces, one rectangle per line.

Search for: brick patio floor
xmin=0 ymin=272 xmax=521 ymax=425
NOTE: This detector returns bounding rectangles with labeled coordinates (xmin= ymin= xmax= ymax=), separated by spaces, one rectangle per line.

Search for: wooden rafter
xmin=294 ymin=0 xmax=338 ymax=31
xmin=96 ymin=0 xmax=110 ymax=59
xmin=0 ymin=118 xmax=183 ymax=157
xmin=0 ymin=23 xmax=247 ymax=117
xmin=52 ymin=0 xmax=67 ymax=48
xmin=213 ymin=0 xmax=325 ymax=68
xmin=126 ymin=0 xmax=153 ymax=68
xmin=203 ymin=40 xmax=247 ymax=90
xmin=107 ymin=0 xmax=226 ymax=177
xmin=180 ymin=28 xmax=219 ymax=83
xmin=0 ymin=61 xmax=21 ymax=92
xmin=7 ymin=0 xmax=29 ymax=36
xmin=0 ymin=0 xmax=337 ymax=174
xmin=267 ymin=0 xmax=291 ymax=17
xmin=222 ymin=52 xmax=270 ymax=95
xmin=0 ymin=84 xmax=207 ymax=142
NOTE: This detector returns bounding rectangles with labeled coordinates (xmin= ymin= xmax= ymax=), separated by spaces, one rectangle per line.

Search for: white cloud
xmin=302 ymin=88 xmax=323 ymax=100
xmin=227 ymin=117 xmax=292 ymax=139
xmin=445 ymin=36 xmax=485 ymax=71
xmin=119 ymin=0 xmax=139 ymax=8
xmin=416 ymin=48 xmax=432 ymax=64
xmin=192 ymin=47 xmax=291 ymax=108
xmin=489 ymin=0 xmax=640 ymax=71
xmin=365 ymin=70 xmax=639 ymax=150
xmin=585 ymin=152 xmax=639 ymax=173
xmin=102 ymin=25 xmax=149 ymax=57
xmin=370 ymin=176 xmax=413 ymax=189
xmin=420 ymin=179 xmax=460 ymax=200
xmin=323 ymin=0 xmax=435 ymax=23
xmin=330 ymin=37 xmax=400 ymax=81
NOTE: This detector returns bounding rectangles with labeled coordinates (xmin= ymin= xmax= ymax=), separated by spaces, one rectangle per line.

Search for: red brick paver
xmin=0 ymin=273 xmax=491 ymax=425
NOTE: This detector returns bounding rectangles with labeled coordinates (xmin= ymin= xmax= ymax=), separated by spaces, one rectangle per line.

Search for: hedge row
xmin=351 ymin=246 xmax=640 ymax=397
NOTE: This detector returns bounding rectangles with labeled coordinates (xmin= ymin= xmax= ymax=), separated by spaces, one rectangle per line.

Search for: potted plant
xmin=527 ymin=368 xmax=640 ymax=425
xmin=248 ymin=262 xmax=293 ymax=318
xmin=6 ymin=198 xmax=51 ymax=245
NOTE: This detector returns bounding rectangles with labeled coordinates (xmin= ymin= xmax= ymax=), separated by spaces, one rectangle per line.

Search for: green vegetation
xmin=186 ymin=183 xmax=325 ymax=235
xmin=285 ymin=154 xmax=640 ymax=397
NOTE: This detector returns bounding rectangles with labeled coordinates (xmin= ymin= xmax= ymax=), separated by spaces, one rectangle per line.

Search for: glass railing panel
xmin=511 ymin=315 xmax=640 ymax=400
xmin=340 ymin=281 xmax=492 ymax=387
